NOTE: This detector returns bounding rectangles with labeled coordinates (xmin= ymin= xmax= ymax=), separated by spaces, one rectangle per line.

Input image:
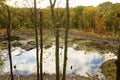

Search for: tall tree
xmin=49 ymin=0 xmax=60 ymax=80
xmin=33 ymin=0 xmax=39 ymax=80
xmin=82 ymin=6 xmax=97 ymax=31
xmin=0 ymin=1 xmax=14 ymax=79
xmin=98 ymin=2 xmax=114 ymax=31
xmin=39 ymin=10 xmax=43 ymax=80
xmin=55 ymin=12 xmax=60 ymax=80
xmin=62 ymin=0 xmax=70 ymax=80
xmin=6 ymin=5 xmax=14 ymax=80
xmin=116 ymin=13 xmax=120 ymax=80
xmin=70 ymin=6 xmax=84 ymax=29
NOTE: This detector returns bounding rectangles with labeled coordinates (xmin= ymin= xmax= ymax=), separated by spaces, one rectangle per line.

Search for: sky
xmin=6 ymin=0 xmax=120 ymax=8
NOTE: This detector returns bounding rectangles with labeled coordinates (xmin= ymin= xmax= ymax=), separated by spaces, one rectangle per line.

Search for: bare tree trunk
xmin=62 ymin=0 xmax=70 ymax=80
xmin=116 ymin=47 xmax=120 ymax=80
xmin=6 ymin=5 xmax=14 ymax=80
xmin=39 ymin=10 xmax=43 ymax=80
xmin=49 ymin=0 xmax=60 ymax=80
xmin=33 ymin=0 xmax=39 ymax=80
xmin=116 ymin=14 xmax=120 ymax=80
xmin=55 ymin=26 xmax=59 ymax=80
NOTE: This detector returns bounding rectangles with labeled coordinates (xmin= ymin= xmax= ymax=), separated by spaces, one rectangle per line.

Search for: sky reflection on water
xmin=1 ymin=46 xmax=117 ymax=78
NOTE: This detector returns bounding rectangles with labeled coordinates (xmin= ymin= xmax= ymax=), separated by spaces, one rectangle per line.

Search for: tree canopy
xmin=0 ymin=1 xmax=120 ymax=33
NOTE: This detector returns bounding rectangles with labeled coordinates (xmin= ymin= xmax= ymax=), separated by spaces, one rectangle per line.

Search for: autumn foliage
xmin=0 ymin=28 xmax=7 ymax=34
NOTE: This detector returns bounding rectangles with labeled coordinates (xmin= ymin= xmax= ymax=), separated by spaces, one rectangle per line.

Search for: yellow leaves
xmin=56 ymin=21 xmax=61 ymax=25
xmin=82 ymin=6 xmax=97 ymax=15
xmin=95 ymin=16 xmax=105 ymax=31
xmin=70 ymin=10 xmax=76 ymax=17
xmin=102 ymin=35 xmax=106 ymax=39
xmin=0 ymin=58 xmax=3 ymax=65
xmin=0 ymin=43 xmax=4 ymax=50
xmin=0 ymin=44 xmax=3 ymax=65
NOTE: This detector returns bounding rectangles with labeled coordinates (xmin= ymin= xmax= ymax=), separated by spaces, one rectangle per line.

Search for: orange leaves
xmin=95 ymin=16 xmax=105 ymax=31
xmin=0 ymin=28 xmax=7 ymax=34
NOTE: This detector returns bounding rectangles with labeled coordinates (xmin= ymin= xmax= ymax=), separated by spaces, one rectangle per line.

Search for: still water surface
xmin=0 ymin=45 xmax=117 ymax=78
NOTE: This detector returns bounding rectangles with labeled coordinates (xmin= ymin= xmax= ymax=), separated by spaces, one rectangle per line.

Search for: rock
xmin=12 ymin=41 xmax=22 ymax=47
xmin=21 ymin=44 xmax=35 ymax=51
xmin=20 ymin=40 xmax=36 ymax=51
xmin=44 ymin=43 xmax=52 ymax=49
xmin=73 ymin=44 xmax=79 ymax=50
xmin=27 ymin=41 xmax=35 ymax=45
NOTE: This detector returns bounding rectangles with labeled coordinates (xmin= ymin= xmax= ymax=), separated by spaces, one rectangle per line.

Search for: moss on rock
xmin=101 ymin=59 xmax=116 ymax=80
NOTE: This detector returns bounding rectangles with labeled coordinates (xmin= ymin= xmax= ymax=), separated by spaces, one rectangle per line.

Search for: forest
xmin=0 ymin=0 xmax=120 ymax=80
xmin=0 ymin=1 xmax=120 ymax=33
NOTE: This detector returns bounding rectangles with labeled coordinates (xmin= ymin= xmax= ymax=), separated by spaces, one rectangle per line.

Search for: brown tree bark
xmin=39 ymin=10 xmax=43 ymax=80
xmin=55 ymin=25 xmax=60 ymax=80
xmin=33 ymin=0 xmax=39 ymax=80
xmin=49 ymin=0 xmax=60 ymax=80
xmin=116 ymin=47 xmax=120 ymax=80
xmin=6 ymin=5 xmax=14 ymax=80
xmin=62 ymin=0 xmax=70 ymax=80
xmin=116 ymin=14 xmax=120 ymax=80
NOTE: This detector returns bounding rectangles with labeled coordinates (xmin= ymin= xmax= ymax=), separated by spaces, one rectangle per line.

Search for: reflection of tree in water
xmin=0 ymin=50 xmax=4 ymax=74
xmin=0 ymin=45 xmax=117 ymax=80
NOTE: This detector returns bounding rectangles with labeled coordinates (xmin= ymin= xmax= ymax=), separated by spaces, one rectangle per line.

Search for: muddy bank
xmin=0 ymin=29 xmax=119 ymax=45
xmin=0 ymin=74 xmax=97 ymax=80
xmin=0 ymin=29 xmax=118 ymax=53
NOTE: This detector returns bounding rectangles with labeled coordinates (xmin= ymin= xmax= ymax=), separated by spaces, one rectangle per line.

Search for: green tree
xmin=98 ymin=2 xmax=114 ymax=31
xmin=98 ymin=1 xmax=113 ymax=12
xmin=82 ymin=6 xmax=97 ymax=31
xmin=70 ymin=6 xmax=84 ymax=29
xmin=0 ymin=0 xmax=7 ymax=28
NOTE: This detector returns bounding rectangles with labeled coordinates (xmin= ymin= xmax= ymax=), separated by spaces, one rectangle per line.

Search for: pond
xmin=0 ymin=45 xmax=117 ymax=79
